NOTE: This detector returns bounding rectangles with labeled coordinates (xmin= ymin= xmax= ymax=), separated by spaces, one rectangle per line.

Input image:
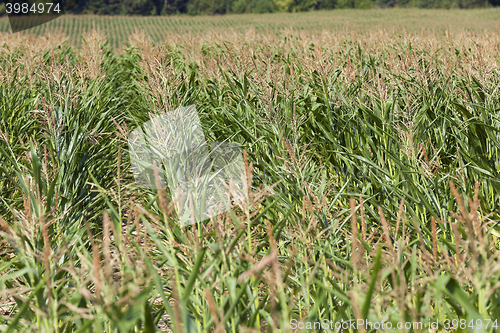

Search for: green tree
xmin=52 ymin=0 xmax=500 ymax=15
xmin=232 ymin=0 xmax=251 ymax=13
xmin=354 ymin=0 xmax=374 ymax=8
xmin=254 ymin=0 xmax=276 ymax=12
xmin=157 ymin=0 xmax=190 ymax=14
xmin=336 ymin=0 xmax=355 ymax=8
xmin=187 ymin=0 xmax=228 ymax=14
xmin=233 ymin=0 xmax=276 ymax=13
xmin=274 ymin=0 xmax=294 ymax=11
xmin=123 ymin=0 xmax=154 ymax=14
xmin=275 ymin=0 xmax=318 ymax=11
xmin=316 ymin=0 xmax=337 ymax=8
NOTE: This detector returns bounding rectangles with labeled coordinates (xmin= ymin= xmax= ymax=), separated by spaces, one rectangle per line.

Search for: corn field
xmin=0 ymin=21 xmax=500 ymax=332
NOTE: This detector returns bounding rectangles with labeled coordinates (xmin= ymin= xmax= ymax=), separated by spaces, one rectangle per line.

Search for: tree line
xmin=2 ymin=0 xmax=498 ymax=16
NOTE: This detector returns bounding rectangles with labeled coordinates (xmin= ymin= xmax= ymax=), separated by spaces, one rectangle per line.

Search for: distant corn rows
xmin=0 ymin=8 xmax=499 ymax=48
xmin=0 ymin=27 xmax=500 ymax=331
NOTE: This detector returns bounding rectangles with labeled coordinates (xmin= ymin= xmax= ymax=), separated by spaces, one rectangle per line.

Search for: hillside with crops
xmin=1 ymin=8 xmax=500 ymax=48
xmin=0 ymin=12 xmax=500 ymax=332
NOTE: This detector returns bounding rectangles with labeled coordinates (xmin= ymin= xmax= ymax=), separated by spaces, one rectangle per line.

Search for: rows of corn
xmin=1 ymin=8 xmax=500 ymax=48
xmin=0 ymin=26 xmax=499 ymax=332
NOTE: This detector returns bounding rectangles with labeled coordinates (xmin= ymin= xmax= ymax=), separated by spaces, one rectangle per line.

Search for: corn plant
xmin=0 ymin=26 xmax=499 ymax=332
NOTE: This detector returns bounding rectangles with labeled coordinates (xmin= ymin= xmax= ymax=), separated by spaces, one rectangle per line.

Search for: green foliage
xmin=0 ymin=0 xmax=495 ymax=17
xmin=1 ymin=26 xmax=500 ymax=332
xmin=75 ymin=0 xmax=123 ymax=14
xmin=232 ymin=0 xmax=277 ymax=13
xmin=122 ymin=0 xmax=155 ymax=14
xmin=354 ymin=0 xmax=374 ymax=8
xmin=61 ymin=0 xmax=498 ymax=16
xmin=159 ymin=0 xmax=190 ymax=14
xmin=186 ymin=0 xmax=228 ymax=14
